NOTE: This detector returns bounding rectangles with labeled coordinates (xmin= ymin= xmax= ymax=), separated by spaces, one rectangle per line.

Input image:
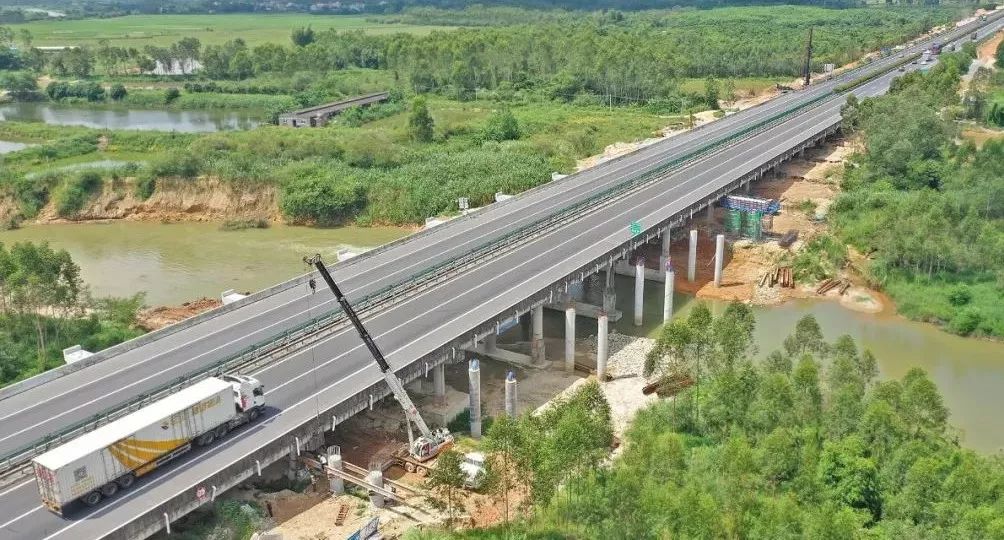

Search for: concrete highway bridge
xmin=1 ymin=14 xmax=1001 ymax=539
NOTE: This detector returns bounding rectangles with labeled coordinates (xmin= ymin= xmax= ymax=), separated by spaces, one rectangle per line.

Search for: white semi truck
xmin=32 ymin=374 xmax=264 ymax=514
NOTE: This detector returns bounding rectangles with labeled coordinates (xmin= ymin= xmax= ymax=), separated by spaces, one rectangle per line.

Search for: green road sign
xmin=629 ymin=220 xmax=642 ymax=237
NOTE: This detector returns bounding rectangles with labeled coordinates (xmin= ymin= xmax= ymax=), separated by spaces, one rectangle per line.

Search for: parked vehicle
xmin=32 ymin=375 xmax=265 ymax=514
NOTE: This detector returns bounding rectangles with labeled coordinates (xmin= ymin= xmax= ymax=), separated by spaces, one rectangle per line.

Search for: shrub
xmin=109 ymin=84 xmax=128 ymax=101
xmin=134 ymin=174 xmax=156 ymax=200
xmin=279 ymin=163 xmax=367 ymax=225
xmin=55 ymin=171 xmax=103 ymax=217
xmin=948 ymin=284 xmax=973 ymax=306
xmin=164 ymin=87 xmax=181 ymax=104
xmin=478 ymin=108 xmax=521 ymax=143
xmin=949 ymin=308 xmax=982 ymax=336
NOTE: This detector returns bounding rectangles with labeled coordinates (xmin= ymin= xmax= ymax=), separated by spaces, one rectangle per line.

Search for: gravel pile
xmin=583 ymin=331 xmax=656 ymax=379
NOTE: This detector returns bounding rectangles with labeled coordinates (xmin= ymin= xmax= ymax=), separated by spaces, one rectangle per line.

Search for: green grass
xmin=12 ymin=14 xmax=454 ymax=48
xmin=679 ymin=76 xmax=785 ymax=97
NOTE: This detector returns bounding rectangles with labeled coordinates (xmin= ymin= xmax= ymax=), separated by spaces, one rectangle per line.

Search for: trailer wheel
xmin=116 ymin=474 xmax=136 ymax=489
xmin=405 ymin=462 xmax=416 ymax=473
xmin=100 ymin=482 xmax=118 ymax=498
xmin=215 ymin=424 xmax=229 ymax=439
xmin=249 ymin=408 xmax=260 ymax=422
xmin=416 ymin=466 xmax=428 ymax=477
xmin=82 ymin=491 xmax=102 ymax=506
xmin=197 ymin=431 xmax=215 ymax=446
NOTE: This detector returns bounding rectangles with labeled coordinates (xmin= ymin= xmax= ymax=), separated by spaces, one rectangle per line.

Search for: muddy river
xmin=5 ymin=221 xmax=1003 ymax=452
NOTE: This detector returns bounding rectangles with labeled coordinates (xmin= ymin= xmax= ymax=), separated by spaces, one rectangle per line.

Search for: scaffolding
xmin=722 ymin=196 xmax=776 ymax=241
xmin=727 ymin=209 xmax=743 ymax=235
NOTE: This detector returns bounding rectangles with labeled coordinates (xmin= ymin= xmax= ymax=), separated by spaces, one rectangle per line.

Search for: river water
xmin=3 ymin=221 xmax=1003 ymax=453
xmin=0 ymin=102 xmax=261 ymax=132
xmin=0 ymin=222 xmax=411 ymax=306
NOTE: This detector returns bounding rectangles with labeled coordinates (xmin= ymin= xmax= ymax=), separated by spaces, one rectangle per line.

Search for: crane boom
xmin=303 ymin=255 xmax=435 ymax=441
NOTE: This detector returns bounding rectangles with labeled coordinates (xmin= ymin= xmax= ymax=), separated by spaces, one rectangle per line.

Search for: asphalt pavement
xmin=0 ymin=15 xmax=999 ymax=539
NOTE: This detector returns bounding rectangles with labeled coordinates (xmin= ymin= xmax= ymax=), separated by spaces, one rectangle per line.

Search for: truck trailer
xmin=32 ymin=375 xmax=264 ymax=514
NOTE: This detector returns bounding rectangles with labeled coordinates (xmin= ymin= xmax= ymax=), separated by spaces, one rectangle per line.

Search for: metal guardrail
xmin=0 ymin=43 xmax=905 ymax=485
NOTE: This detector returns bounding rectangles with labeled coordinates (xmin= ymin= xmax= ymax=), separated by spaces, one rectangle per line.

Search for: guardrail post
xmin=210 ymin=485 xmax=218 ymax=502
xmin=295 ymin=437 xmax=301 ymax=457
xmin=164 ymin=513 xmax=171 ymax=534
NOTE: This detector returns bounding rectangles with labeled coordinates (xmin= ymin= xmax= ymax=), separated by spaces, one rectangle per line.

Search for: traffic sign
xmin=629 ymin=220 xmax=642 ymax=237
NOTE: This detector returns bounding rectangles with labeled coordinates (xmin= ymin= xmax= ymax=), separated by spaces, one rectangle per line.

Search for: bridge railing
xmin=0 ymin=24 xmax=955 ymax=480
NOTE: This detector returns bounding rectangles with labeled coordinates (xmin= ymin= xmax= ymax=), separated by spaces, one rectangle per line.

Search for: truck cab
xmin=221 ymin=374 xmax=265 ymax=414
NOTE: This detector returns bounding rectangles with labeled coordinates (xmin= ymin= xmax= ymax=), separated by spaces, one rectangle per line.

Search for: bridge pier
xmin=367 ymin=469 xmax=385 ymax=508
xmin=504 ymin=371 xmax=517 ymax=417
xmin=469 ymin=359 xmax=482 ymax=439
xmin=433 ymin=363 xmax=446 ymax=398
xmin=706 ymin=203 xmax=714 ymax=222
xmin=634 ymin=257 xmax=645 ymax=327
xmin=603 ymin=266 xmax=617 ymax=314
xmin=327 ymin=447 xmax=344 ymax=495
xmin=663 ymin=267 xmax=675 ymax=323
xmin=597 ymin=311 xmax=609 ymax=380
xmin=688 ymin=230 xmax=698 ymax=282
xmin=714 ymin=234 xmax=725 ymax=287
xmin=659 ymin=226 xmax=671 ymax=273
xmin=564 ymin=304 xmax=576 ymax=373
xmin=531 ymin=305 xmax=545 ymax=365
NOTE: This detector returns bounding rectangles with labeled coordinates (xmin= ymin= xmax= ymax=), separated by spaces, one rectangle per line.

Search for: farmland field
xmin=12 ymin=14 xmax=454 ymax=48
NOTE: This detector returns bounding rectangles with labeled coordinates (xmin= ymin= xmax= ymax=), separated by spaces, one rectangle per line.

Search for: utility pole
xmin=804 ymin=26 xmax=814 ymax=88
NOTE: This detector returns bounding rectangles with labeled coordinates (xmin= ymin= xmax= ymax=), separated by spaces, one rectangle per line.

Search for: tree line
xmin=834 ymin=44 xmax=1004 ymax=337
xmin=411 ymin=306 xmax=1004 ymax=539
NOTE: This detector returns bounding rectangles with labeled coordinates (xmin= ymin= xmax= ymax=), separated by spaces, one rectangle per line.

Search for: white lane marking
xmin=1 ymin=50 xmax=830 ymax=432
xmin=0 ymin=293 xmax=333 ymax=445
xmin=36 ymin=364 xmax=374 ymax=540
xmin=0 ymin=500 xmax=41 ymax=529
xmin=0 ymin=290 xmax=316 ymax=423
xmin=31 ymin=60 xmax=925 ymax=540
xmin=0 ymin=478 xmax=34 ymax=499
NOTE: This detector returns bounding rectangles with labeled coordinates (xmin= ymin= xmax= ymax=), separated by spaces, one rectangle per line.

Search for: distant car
xmin=911 ymin=60 xmax=919 ymax=64
xmin=898 ymin=66 xmax=906 ymax=72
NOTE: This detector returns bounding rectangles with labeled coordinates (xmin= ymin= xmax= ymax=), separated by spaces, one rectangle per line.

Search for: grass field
xmin=12 ymin=14 xmax=453 ymax=48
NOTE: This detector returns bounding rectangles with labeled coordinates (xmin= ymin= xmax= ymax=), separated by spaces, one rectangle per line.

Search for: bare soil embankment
xmin=2 ymin=176 xmax=279 ymax=225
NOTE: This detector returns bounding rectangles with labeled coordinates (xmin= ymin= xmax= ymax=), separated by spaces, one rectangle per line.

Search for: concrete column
xmin=659 ymin=226 xmax=672 ymax=272
xmin=707 ymin=202 xmax=714 ymax=221
xmin=714 ymin=234 xmax=725 ymax=287
xmin=484 ymin=332 xmax=497 ymax=353
xmin=432 ymin=363 xmax=446 ymax=398
xmin=744 ymin=181 xmax=751 ymax=194
xmin=531 ymin=305 xmax=545 ymax=364
xmin=327 ymin=448 xmax=344 ymax=495
xmin=504 ymin=371 xmax=517 ymax=417
xmin=597 ymin=312 xmax=609 ymax=380
xmin=602 ymin=266 xmax=617 ymax=313
xmin=634 ymin=258 xmax=645 ymax=327
xmin=688 ymin=230 xmax=698 ymax=282
xmin=564 ymin=305 xmax=576 ymax=373
xmin=663 ymin=268 xmax=675 ymax=323
xmin=469 ymin=359 xmax=482 ymax=439
xmin=366 ymin=470 xmax=385 ymax=508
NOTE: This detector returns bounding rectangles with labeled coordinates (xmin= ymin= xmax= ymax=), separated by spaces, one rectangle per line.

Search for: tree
xmin=0 ymin=242 xmax=85 ymax=372
xmin=996 ymin=38 xmax=1004 ymax=69
xmin=704 ymin=76 xmax=720 ymax=109
xmin=784 ymin=315 xmax=827 ymax=357
xmin=427 ymin=449 xmax=467 ymax=526
xmin=409 ymin=97 xmax=435 ymax=143
xmin=291 ymin=26 xmax=315 ymax=47
xmin=109 ymin=83 xmax=127 ymax=101
xmin=0 ymin=71 xmax=38 ymax=100
xmin=479 ymin=108 xmax=521 ymax=142
xmin=163 ymin=87 xmax=181 ymax=104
